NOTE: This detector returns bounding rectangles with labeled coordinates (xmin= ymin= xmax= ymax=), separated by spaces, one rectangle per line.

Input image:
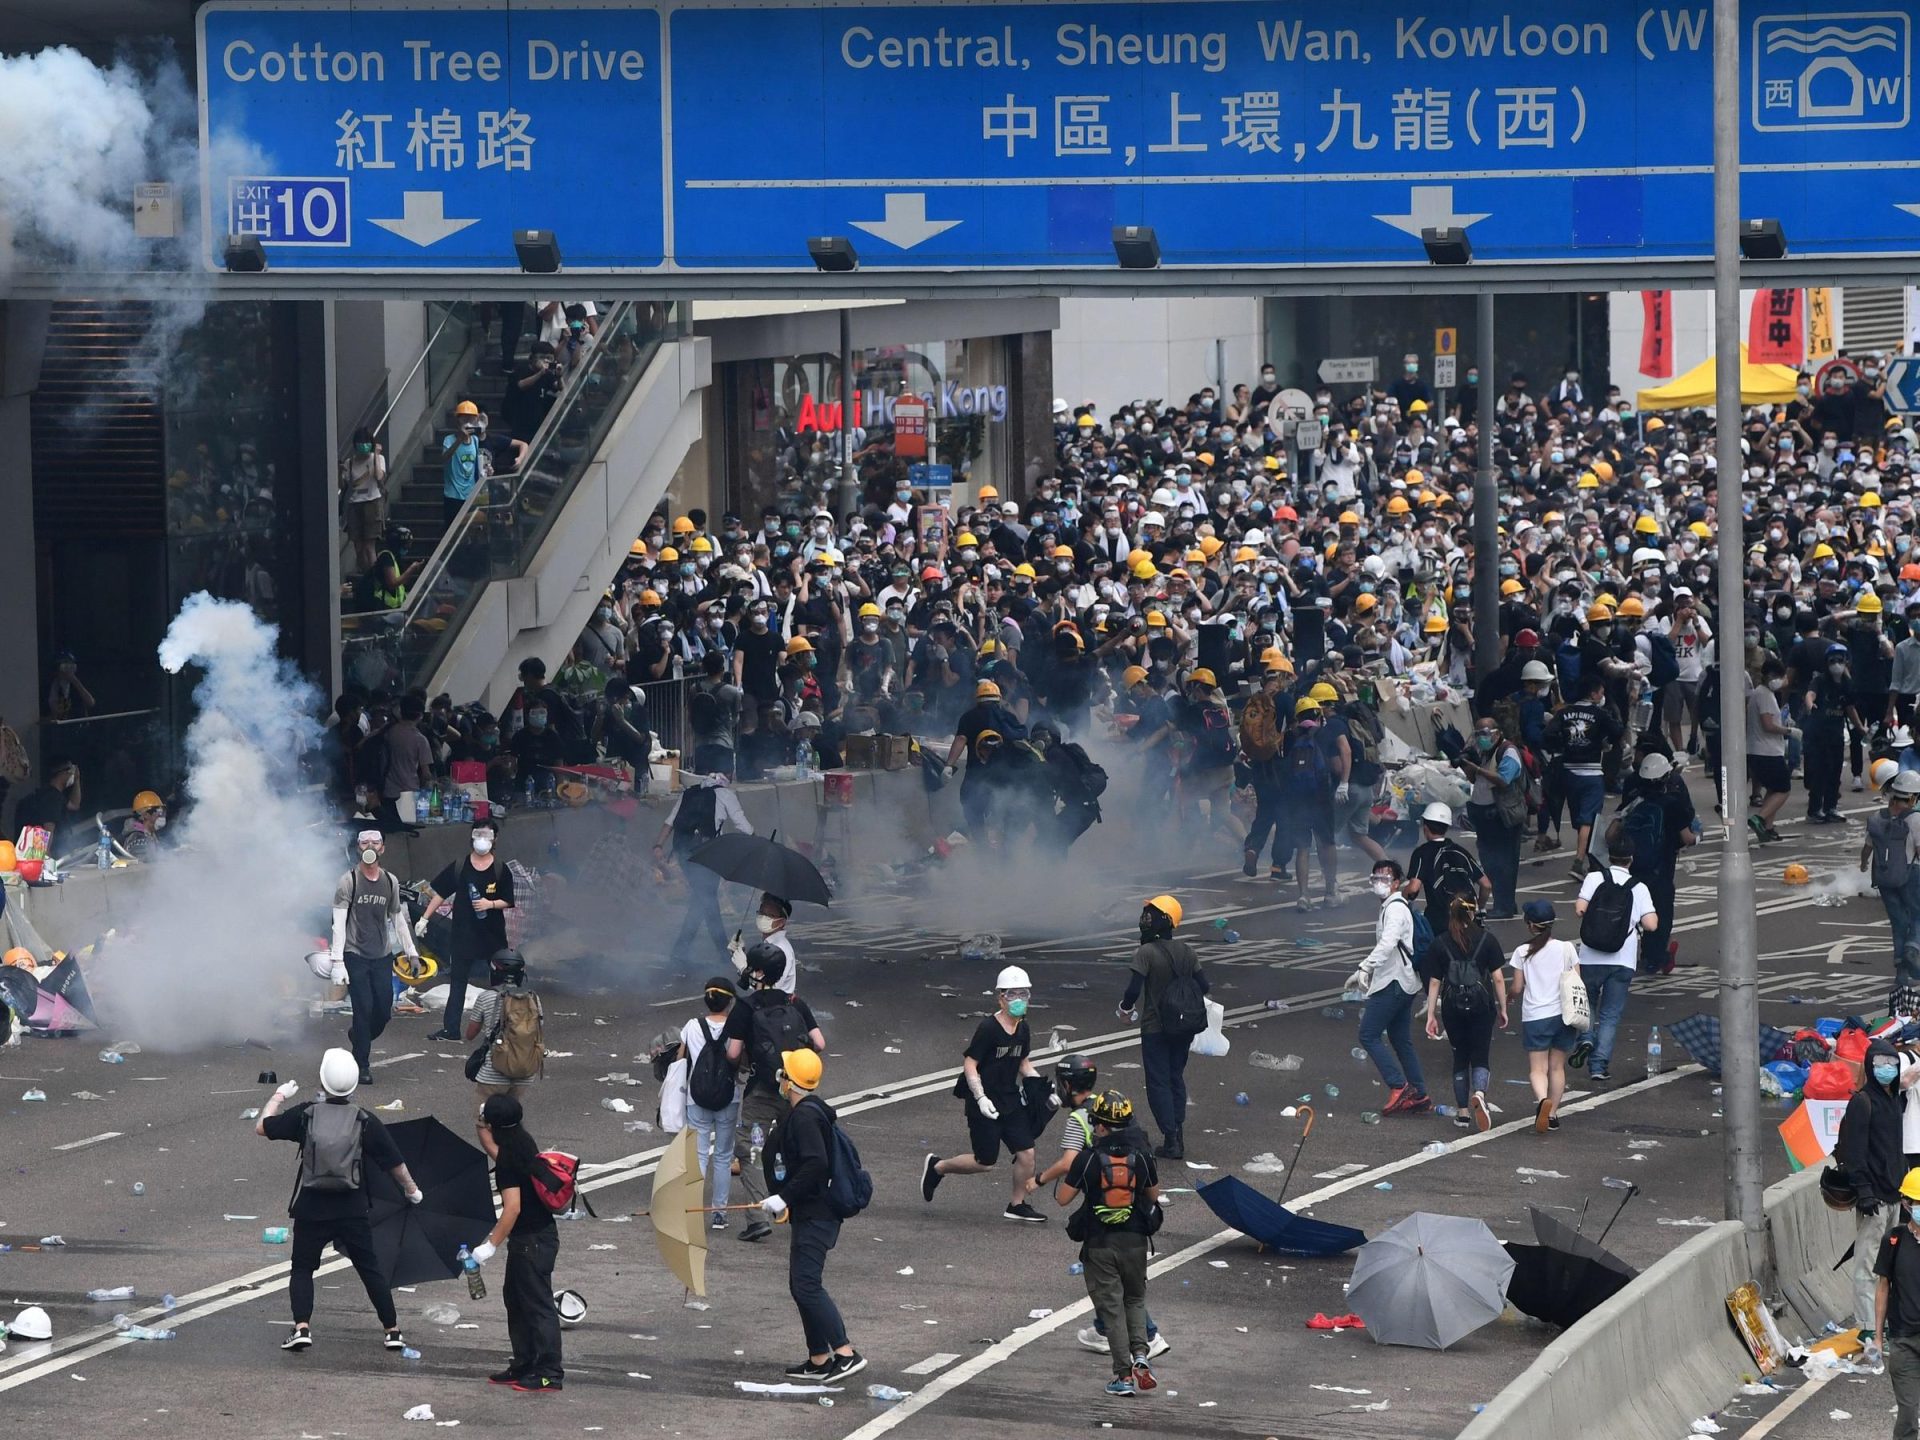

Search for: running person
xmin=922 ymin=965 xmax=1052 ymax=1222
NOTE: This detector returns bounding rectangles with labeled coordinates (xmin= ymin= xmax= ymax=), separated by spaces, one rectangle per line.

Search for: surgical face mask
xmin=597 ymin=606 xmax=612 ymax=622
xmin=472 ymin=835 xmax=494 ymax=855
xmin=1830 ymin=662 xmax=1848 ymax=677
xmin=1007 ymin=996 xmax=1029 ymax=1018
xmin=755 ymin=914 xmax=780 ymax=935
xmin=528 ymin=710 xmax=548 ymax=730
xmin=861 ymin=620 xmax=879 ymax=635
xmin=1768 ymin=677 xmax=1785 ymax=690
xmin=360 ymin=846 xmax=381 ymax=866
xmin=1876 ymin=1061 xmax=1900 ymax=1085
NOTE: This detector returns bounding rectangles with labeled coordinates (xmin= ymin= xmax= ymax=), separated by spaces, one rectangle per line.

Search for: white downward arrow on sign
xmin=1372 ymin=185 xmax=1492 ymax=239
xmin=368 ymin=191 xmax=481 ymax=248
xmin=1896 ymin=203 xmax=1920 ymax=221
xmin=849 ymin=193 xmax=961 ymax=250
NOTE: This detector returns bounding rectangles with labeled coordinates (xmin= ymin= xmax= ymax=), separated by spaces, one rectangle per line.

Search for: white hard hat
xmin=1638 ymin=752 xmax=1673 ymax=781
xmin=319 ymin=1047 xmax=360 ymax=1097
xmin=1150 ymin=487 xmax=1176 ymax=507
xmin=1052 ymin=397 xmax=1068 ymax=416
xmin=305 ymin=951 xmax=334 ymax=983
xmin=1521 ymin=661 xmax=1553 ymax=682
xmin=555 ymin=1289 xmax=588 ymax=1326
xmin=1242 ymin=528 xmax=1267 ymax=547
xmin=10 ymin=1306 xmax=51 ymax=1340
xmin=1892 ymin=771 xmax=1920 ymax=798
xmin=1891 ymin=728 xmax=1916 ymax=750
xmin=1632 ymin=547 xmax=1666 ymax=568
xmin=995 ymin=965 xmax=1032 ymax=991
xmin=1421 ymin=801 xmax=1454 ymax=828
xmin=1141 ymin=511 xmax=1166 ymax=528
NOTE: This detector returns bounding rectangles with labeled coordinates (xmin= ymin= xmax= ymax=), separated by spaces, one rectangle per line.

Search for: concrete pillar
xmin=0 ymin=302 xmax=48 ymax=775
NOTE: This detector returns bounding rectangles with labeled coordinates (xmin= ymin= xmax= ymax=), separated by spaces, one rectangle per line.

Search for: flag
xmin=1640 ymin=291 xmax=1672 ymax=378
xmin=1808 ymin=288 xmax=1835 ymax=361
xmin=1749 ymin=289 xmax=1804 ymax=366
xmin=1777 ymin=1098 xmax=1847 ymax=1171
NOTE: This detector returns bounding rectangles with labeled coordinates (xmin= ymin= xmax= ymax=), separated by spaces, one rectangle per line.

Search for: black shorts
xmin=1748 ymin=753 xmax=1791 ymax=795
xmin=965 ymin=1097 xmax=1036 ymax=1163
xmin=1279 ymin=797 xmax=1335 ymax=851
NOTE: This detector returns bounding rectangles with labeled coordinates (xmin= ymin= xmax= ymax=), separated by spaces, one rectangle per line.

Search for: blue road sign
xmin=1887 ymin=356 xmax=1920 ymax=414
xmin=666 ymin=0 xmax=1920 ymax=269
xmin=197 ymin=2 xmax=663 ymax=269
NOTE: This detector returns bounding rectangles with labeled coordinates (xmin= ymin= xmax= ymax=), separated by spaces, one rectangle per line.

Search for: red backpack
xmin=530 ymin=1150 xmax=594 ymax=1216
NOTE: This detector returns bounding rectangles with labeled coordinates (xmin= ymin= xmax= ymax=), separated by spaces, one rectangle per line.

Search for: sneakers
xmin=921 ymin=1153 xmax=943 ymax=1203
xmin=510 ymin=1377 xmax=562 ymax=1394
xmin=1534 ymin=1098 xmax=1554 ymax=1135
xmin=827 ymin=1351 xmax=868 ymax=1380
xmin=1589 ymin=1071 xmax=1614 ymax=1089
xmin=1131 ymin=1357 xmax=1157 ymax=1392
xmin=739 ymin=1220 xmax=773 ymax=1243
xmin=709 ymin=1212 xmax=728 ymax=1232
xmin=1384 ymin=1086 xmax=1431 ymax=1115
xmin=358 ymin=1069 xmax=374 ymax=1086
xmin=281 ymin=1327 xmax=313 ymax=1351
xmin=1076 ymin=1326 xmax=1108 ymax=1353
xmin=1003 ymin=1202 xmax=1048 ymax=1224
xmin=1453 ymin=1114 xmax=1473 ymax=1129
xmin=1469 ymin=1091 xmax=1491 ymax=1133
xmin=488 ymin=1370 xmax=522 ymax=1386
xmin=384 ymin=1329 xmax=407 ymax=1351
xmin=1547 ymin=1116 xmax=1562 ymax=1131
xmin=1568 ymin=1037 xmax=1594 ymax=1070
xmin=426 ymin=1029 xmax=462 ymax=1042
xmin=1104 ymin=1377 xmax=1137 ymax=1397
xmin=785 ymin=1357 xmax=833 ymax=1380
xmin=1146 ymin=1332 xmax=1172 ymax=1360
xmin=1242 ymin=850 xmax=1258 ymax=878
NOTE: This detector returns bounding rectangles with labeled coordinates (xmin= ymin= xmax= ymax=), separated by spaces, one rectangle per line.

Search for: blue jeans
xmin=686 ymin=1096 xmax=739 ymax=1209
xmin=672 ymin=853 xmax=729 ymax=959
xmin=1884 ymin=875 xmax=1920 ymax=984
xmin=1581 ymin=965 xmax=1634 ymax=1075
xmin=1358 ymin=985 xmax=1425 ymax=1093
xmin=1139 ymin=1029 xmax=1193 ymax=1140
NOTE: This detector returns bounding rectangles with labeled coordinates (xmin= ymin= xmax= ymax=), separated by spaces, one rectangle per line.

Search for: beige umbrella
xmin=650 ymin=1129 xmax=709 ymax=1297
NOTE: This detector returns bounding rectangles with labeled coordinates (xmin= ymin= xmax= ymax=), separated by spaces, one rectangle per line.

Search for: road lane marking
xmin=51 ymin=1133 xmax=121 ymax=1152
xmin=901 ymin=1353 xmax=961 ymax=1376
xmin=371 ymin=1052 xmax=426 ymax=1068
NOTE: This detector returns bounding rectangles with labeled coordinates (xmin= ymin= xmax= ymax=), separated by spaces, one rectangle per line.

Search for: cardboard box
xmin=842 ymin=734 xmax=878 ymax=769
xmin=649 ymin=750 xmax=682 ymax=793
xmin=875 ymin=735 xmax=911 ymax=770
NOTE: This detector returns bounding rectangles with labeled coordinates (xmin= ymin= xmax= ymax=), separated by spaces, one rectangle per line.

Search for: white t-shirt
xmin=1575 ymin=867 xmax=1656 ymax=969
xmin=680 ymin=1013 xmax=729 ymax=1069
xmin=1509 ymin=937 xmax=1580 ymax=1023
xmin=1901 ymin=1053 xmax=1920 ymax=1155
xmin=1672 ymin=616 xmax=1712 ymax=683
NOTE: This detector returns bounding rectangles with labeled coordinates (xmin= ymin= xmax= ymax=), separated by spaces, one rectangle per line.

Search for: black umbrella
xmin=365 ymin=1116 xmax=495 ymax=1286
xmin=687 ymin=830 xmax=831 ymax=907
xmin=41 ymin=955 xmax=98 ymax=1023
xmin=1021 ymin=1074 xmax=1058 ymax=1143
xmin=1502 ymin=1202 xmax=1640 ymax=1328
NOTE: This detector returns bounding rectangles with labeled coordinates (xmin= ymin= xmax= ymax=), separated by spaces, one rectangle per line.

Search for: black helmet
xmin=1053 ymin=1052 xmax=1097 ymax=1095
xmin=1819 ymin=1164 xmax=1858 ymax=1212
xmin=488 ymin=947 xmax=526 ymax=983
xmin=744 ymin=941 xmax=785 ymax=984
xmin=1090 ymin=1089 xmax=1134 ymax=1128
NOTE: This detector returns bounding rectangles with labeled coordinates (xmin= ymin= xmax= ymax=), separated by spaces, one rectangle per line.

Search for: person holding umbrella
xmin=651 ymin=775 xmax=753 ymax=963
xmin=731 ymin=894 xmax=797 ymax=992
xmin=256 ymin=1047 xmax=423 ymax=1354
xmin=468 ymin=1093 xmax=564 ymax=1393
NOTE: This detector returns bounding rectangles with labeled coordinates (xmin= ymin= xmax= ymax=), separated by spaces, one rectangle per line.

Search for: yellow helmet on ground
xmin=1783 ymin=863 xmax=1810 ymax=885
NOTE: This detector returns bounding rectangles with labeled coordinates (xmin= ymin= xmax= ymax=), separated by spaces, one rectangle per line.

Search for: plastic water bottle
xmin=866 ymin=1385 xmax=912 ymax=1402
xmin=414 ymin=790 xmax=430 ymax=824
xmin=749 ymin=1123 xmax=765 ymax=1170
xmin=87 ymin=1287 xmax=135 ymax=1301
xmin=131 ymin=1182 xmax=145 ymax=1196
xmin=114 ymin=1316 xmax=174 ymax=1341
xmin=261 ymin=1227 xmax=290 ymax=1245
xmin=1647 ymin=1024 xmax=1663 ymax=1075
xmin=459 ymin=1244 xmax=487 ymax=1301
xmin=96 ymin=825 xmax=112 ymax=870
xmin=1358 ymin=1111 xmax=1381 ymax=1125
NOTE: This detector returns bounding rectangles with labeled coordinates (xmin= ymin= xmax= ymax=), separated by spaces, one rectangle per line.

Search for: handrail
xmin=370 ymin=301 xmax=466 ymax=442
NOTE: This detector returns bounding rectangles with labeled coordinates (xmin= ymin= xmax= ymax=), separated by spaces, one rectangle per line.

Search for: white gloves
xmin=1344 ymin=969 xmax=1369 ymax=996
xmin=1336 ymin=783 xmax=1351 ymax=802
xmin=761 ymin=1195 xmax=789 ymax=1220
xmin=471 ymin=1240 xmax=496 ymax=1265
xmin=974 ymin=1094 xmax=999 ymax=1121
xmin=414 ymin=913 xmax=430 ymax=938
xmin=728 ymin=939 xmax=747 ymax=973
xmin=274 ymin=1080 xmax=301 ymax=1102
xmin=407 ymin=1189 xmax=424 ymax=1205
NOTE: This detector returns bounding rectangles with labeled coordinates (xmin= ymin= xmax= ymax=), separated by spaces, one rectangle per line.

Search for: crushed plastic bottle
xmin=1373 ymin=1182 xmax=1394 ymax=1191
xmin=600 ymin=1097 xmax=635 ymax=1114
xmin=1435 ymin=1105 xmax=1458 ymax=1117
xmin=87 ymin=1287 xmax=136 ymax=1301
xmin=1422 ymin=1142 xmax=1450 ymax=1155
xmin=1350 ymin=1047 xmax=1369 ymax=1062
xmin=1221 ymin=930 xmax=1241 ymax=944
xmin=240 ymin=1108 xmax=261 ymax=1120
xmin=1321 ymin=1006 xmax=1348 ymax=1020
xmin=1602 ymin=1176 xmax=1637 ymax=1190
xmin=866 ymin=1385 xmax=913 ymax=1402
xmin=818 ymin=1397 xmax=835 ymax=1408
xmin=1263 ymin=1000 xmax=1290 ymax=1013
xmin=262 ymin=1227 xmax=290 ymax=1245
xmin=161 ymin=1295 xmax=176 ymax=1311
xmin=131 ymin=1183 xmax=145 ymax=1197
xmin=98 ymin=1050 xmax=127 ymax=1064
xmin=1234 ymin=1092 xmax=1251 ymax=1106
xmin=113 ymin=1316 xmax=174 ymax=1341
xmin=1249 ymin=1052 xmax=1304 ymax=1072
xmin=1358 ymin=1111 xmax=1381 ymax=1124
xmin=21 ymin=1088 xmax=45 ymax=1102
xmin=1068 ymin=1262 xmax=1084 ymax=1276
xmin=401 ymin=1347 xmax=422 ymax=1360
xmin=422 ymin=1302 xmax=461 ymax=1326
xmin=1324 ymin=1084 xmax=1340 ymax=1099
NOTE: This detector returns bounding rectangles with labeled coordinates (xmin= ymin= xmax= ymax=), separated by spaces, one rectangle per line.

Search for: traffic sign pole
xmin=1472 ymin=293 xmax=1500 ymax=681
xmin=1713 ymin=0 xmax=1765 ymax=1271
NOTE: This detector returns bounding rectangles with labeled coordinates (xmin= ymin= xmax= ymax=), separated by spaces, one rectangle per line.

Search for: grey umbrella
xmin=1347 ymin=1212 xmax=1515 ymax=1350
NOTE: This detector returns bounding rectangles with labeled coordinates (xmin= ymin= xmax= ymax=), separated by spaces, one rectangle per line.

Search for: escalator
xmin=342 ymin=303 xmax=708 ymax=709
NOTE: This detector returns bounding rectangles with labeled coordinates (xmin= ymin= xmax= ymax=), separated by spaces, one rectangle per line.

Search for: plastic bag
xmin=1760 ymin=1059 xmax=1809 ymax=1099
xmin=1190 ymin=998 xmax=1231 ymax=1058
xmin=657 ymin=1056 xmax=687 ymax=1134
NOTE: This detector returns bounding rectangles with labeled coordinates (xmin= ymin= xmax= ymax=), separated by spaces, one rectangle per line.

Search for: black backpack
xmin=1151 ymin=941 xmax=1208 ymax=1036
xmin=1580 ymin=871 xmax=1636 ymax=953
xmin=1058 ymin=742 xmax=1108 ymax=800
xmin=1441 ymin=934 xmax=1495 ymax=1016
xmin=801 ymin=1096 xmax=873 ymax=1220
xmin=1647 ymin=633 xmax=1680 ymax=688
xmin=671 ymin=784 xmax=720 ymax=841
xmin=748 ymin=995 xmax=809 ymax=1088
xmin=688 ymin=1018 xmax=736 ymax=1111
xmin=1427 ymin=842 xmax=1480 ymax=907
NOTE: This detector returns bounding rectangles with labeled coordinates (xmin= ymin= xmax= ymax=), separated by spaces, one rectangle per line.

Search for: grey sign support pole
xmin=1472 ymin=291 xmax=1500 ymax=679
xmin=1713 ymin=0 xmax=1765 ymax=1263
xmin=837 ymin=307 xmax=857 ymax=517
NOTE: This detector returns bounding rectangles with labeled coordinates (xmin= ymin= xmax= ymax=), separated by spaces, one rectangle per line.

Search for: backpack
xmin=298 ymin=1101 xmax=365 ymax=1195
xmin=1869 ymin=811 xmax=1915 ymax=890
xmin=529 ymin=1150 xmax=594 ymax=1215
xmin=1194 ymin=703 xmax=1235 ymax=767
xmin=1240 ymin=690 xmax=1282 ymax=762
xmin=1426 ymin=842 xmax=1480 ymax=909
xmin=689 ymin=683 xmax=723 ymax=738
xmin=748 ymin=994 xmax=810 ymax=1088
xmin=803 ymin=1097 xmax=874 ymax=1220
xmin=1579 ymin=871 xmax=1637 ymax=953
xmin=1342 ymin=703 xmax=1384 ymax=769
xmin=489 ymin=986 xmax=546 ymax=1081
xmin=1390 ymin=894 xmax=1437 ymax=973
xmin=1282 ymin=729 xmax=1332 ymax=798
xmin=1441 ymin=934 xmax=1495 ymax=1016
xmin=1609 ymin=794 xmax=1667 ymax=873
xmin=1057 ymin=742 xmax=1108 ymax=800
xmin=671 ymin=784 xmax=721 ymax=841
xmin=1150 ymin=941 xmax=1208 ymax=1036
xmin=1647 ymin=632 xmax=1680 ymax=688
xmin=1090 ymin=1148 xmax=1147 ymax=1226
xmin=688 ymin=1018 xmax=737 ymax=1111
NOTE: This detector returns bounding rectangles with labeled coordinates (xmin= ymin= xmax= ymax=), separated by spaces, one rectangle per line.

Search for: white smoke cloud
xmin=94 ymin=594 xmax=337 ymax=1050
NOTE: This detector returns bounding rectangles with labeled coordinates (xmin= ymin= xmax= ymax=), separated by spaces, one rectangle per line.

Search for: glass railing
xmin=341 ymin=302 xmax=679 ymax=699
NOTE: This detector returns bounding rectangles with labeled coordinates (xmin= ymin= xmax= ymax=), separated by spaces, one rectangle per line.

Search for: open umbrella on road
xmin=1503 ymin=1205 xmax=1639 ymax=1328
xmin=1197 ymin=1175 xmax=1366 ymax=1258
xmin=688 ymin=830 xmax=830 ymax=908
xmin=1348 ymin=1212 xmax=1514 ymax=1349
xmin=365 ymin=1116 xmax=495 ymax=1287
xmin=649 ymin=1128 xmax=709 ymax=1297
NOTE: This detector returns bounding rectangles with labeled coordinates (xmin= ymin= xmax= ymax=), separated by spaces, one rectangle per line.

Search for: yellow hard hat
xmin=780 ymin=1048 xmax=823 ymax=1092
xmin=1859 ymin=592 xmax=1886 ymax=614
xmin=1145 ymin=611 xmax=1168 ymax=628
xmin=1052 ymin=544 xmax=1075 ymax=559
xmin=1126 ymin=548 xmax=1151 ymax=568
xmin=1578 ymin=473 xmax=1600 ymax=489
xmin=1261 ymin=648 xmax=1293 ymax=673
xmin=1903 ymin=1167 xmax=1920 ymax=1203
xmin=2 ymin=947 xmax=33 ymax=969
xmin=1586 ymin=603 xmax=1612 ymax=622
xmin=1689 ymin=521 xmax=1711 ymax=539
xmin=1122 ymin=665 xmax=1150 ymax=686
xmin=672 ymin=516 xmax=696 ymax=535
xmin=1131 ymin=559 xmax=1158 ymax=581
xmin=1338 ymin=510 xmax=1361 ymax=526
xmin=1408 ymin=398 xmax=1429 ymax=413
xmin=1185 ymin=548 xmax=1207 ymax=564
xmin=1783 ymin=863 xmax=1811 ymax=886
xmin=1197 ymin=452 xmax=1215 ymax=467
xmin=1812 ymin=542 xmax=1836 ymax=560
xmin=1543 ymin=510 xmax=1565 ymax=523
xmin=1616 ymin=597 xmax=1647 ymax=618
xmin=785 ymin=636 xmax=814 ymax=655
xmin=858 ymin=602 xmax=882 ymax=619
xmin=820 ymin=548 xmax=843 ymax=566
xmin=1424 ymin=614 xmax=1448 ymax=634
xmin=1862 ymin=492 xmax=1884 ymax=508
xmin=1354 ymin=593 xmax=1378 ymax=614
xmin=1144 ymin=894 xmax=1183 ymax=928
xmin=1596 ymin=592 xmax=1620 ymax=610
xmin=1634 ymin=515 xmax=1659 ymax=535
xmin=1294 ymin=696 xmax=1322 ymax=716
xmin=1872 ymin=758 xmax=1902 ymax=792
xmin=1199 ymin=536 xmax=1224 ymax=557
xmin=956 ymin=532 xmax=980 ymax=548
xmin=1308 ymin=682 xmax=1339 ymax=704
xmin=1187 ymin=668 xmax=1217 ymax=689
xmin=132 ymin=790 xmax=164 ymax=813
xmin=1593 ymin=461 xmax=1615 ymax=482
xmin=975 ymin=680 xmax=1002 ymax=700
xmin=657 ymin=546 xmax=679 ymax=563
xmin=1233 ymin=546 xmax=1258 ymax=564
xmin=978 ymin=639 xmax=998 ymax=657
xmin=689 ymin=536 xmax=713 ymax=553
xmin=629 ymin=539 xmax=648 ymax=556
xmin=1386 ymin=496 xmax=1411 ymax=515
xmin=1013 ymin=563 xmax=1037 ymax=579
xmin=1645 ymin=416 xmax=1667 ymax=432
xmin=1404 ymin=469 xmax=1424 ymax=487
xmin=639 ymin=588 xmax=663 ymax=607
xmin=454 ymin=400 xmax=480 ymax=417
xmin=977 ymin=485 xmax=1000 ymax=501
xmin=1500 ymin=578 xmax=1523 ymax=597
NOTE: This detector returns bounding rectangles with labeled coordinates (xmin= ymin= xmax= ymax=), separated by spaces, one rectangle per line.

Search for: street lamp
xmin=513 ymin=230 xmax=563 ymax=274
xmin=1738 ymin=219 xmax=1788 ymax=261
xmin=1111 ymin=226 xmax=1161 ymax=270
xmin=807 ymin=236 xmax=859 ymax=273
xmin=221 ymin=234 xmax=267 ymax=273
xmin=1421 ymin=226 xmax=1473 ymax=266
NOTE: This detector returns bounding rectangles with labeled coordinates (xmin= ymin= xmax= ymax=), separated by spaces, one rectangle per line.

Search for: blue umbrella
xmin=1197 ymin=1175 xmax=1366 ymax=1258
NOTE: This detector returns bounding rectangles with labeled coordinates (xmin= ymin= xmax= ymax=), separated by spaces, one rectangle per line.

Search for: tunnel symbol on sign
xmin=1753 ymin=13 xmax=1911 ymax=131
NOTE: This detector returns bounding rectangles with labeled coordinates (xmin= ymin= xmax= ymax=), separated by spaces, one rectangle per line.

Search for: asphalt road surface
xmin=0 ymin=772 xmax=1901 ymax=1439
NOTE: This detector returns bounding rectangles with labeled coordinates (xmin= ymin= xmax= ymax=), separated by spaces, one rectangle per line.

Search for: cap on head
xmin=779 ymin=1048 xmax=822 ymax=1092
xmin=1522 ymin=898 xmax=1556 ymax=927
xmin=319 ymin=1047 xmax=360 ymax=1097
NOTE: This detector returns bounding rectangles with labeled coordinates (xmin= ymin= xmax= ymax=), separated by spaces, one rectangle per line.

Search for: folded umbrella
xmin=1021 ymin=1074 xmax=1059 ymax=1143
xmin=650 ymin=1128 xmax=709 ymax=1296
xmin=687 ymin=831 xmax=830 ymax=908
xmin=1669 ymin=1012 xmax=1797 ymax=1078
xmin=40 ymin=954 xmax=98 ymax=1023
xmin=1197 ymin=1175 xmax=1366 ymax=1259
xmin=365 ymin=1117 xmax=495 ymax=1287
xmin=1348 ymin=1212 xmax=1514 ymax=1349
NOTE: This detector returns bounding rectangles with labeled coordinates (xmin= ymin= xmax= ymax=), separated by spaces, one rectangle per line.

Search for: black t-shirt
xmin=11 ymin=784 xmax=75 ymax=849
xmin=1424 ymin=927 xmax=1503 ymax=996
xmin=719 ymin=989 xmax=819 ymax=1093
xmin=262 ymin=1099 xmax=405 ymax=1220
xmin=430 ymin=855 xmax=514 ymax=958
xmin=736 ymin=626 xmax=784 ymax=703
xmin=495 ymin=1153 xmax=557 ymax=1236
xmin=1547 ymin=701 xmax=1619 ymax=767
xmin=1407 ymin=837 xmax=1484 ymax=916
xmin=962 ymin=1014 xmax=1031 ymax=1103
xmin=1878 ymin=1226 xmax=1920 ymax=1337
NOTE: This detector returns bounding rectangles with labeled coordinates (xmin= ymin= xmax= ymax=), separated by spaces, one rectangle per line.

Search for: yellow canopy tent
xmin=1637 ymin=345 xmax=1802 ymax=411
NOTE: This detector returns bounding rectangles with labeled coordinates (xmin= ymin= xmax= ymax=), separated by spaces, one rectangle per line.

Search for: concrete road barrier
xmin=1767 ymin=1167 xmax=1855 ymax=1335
